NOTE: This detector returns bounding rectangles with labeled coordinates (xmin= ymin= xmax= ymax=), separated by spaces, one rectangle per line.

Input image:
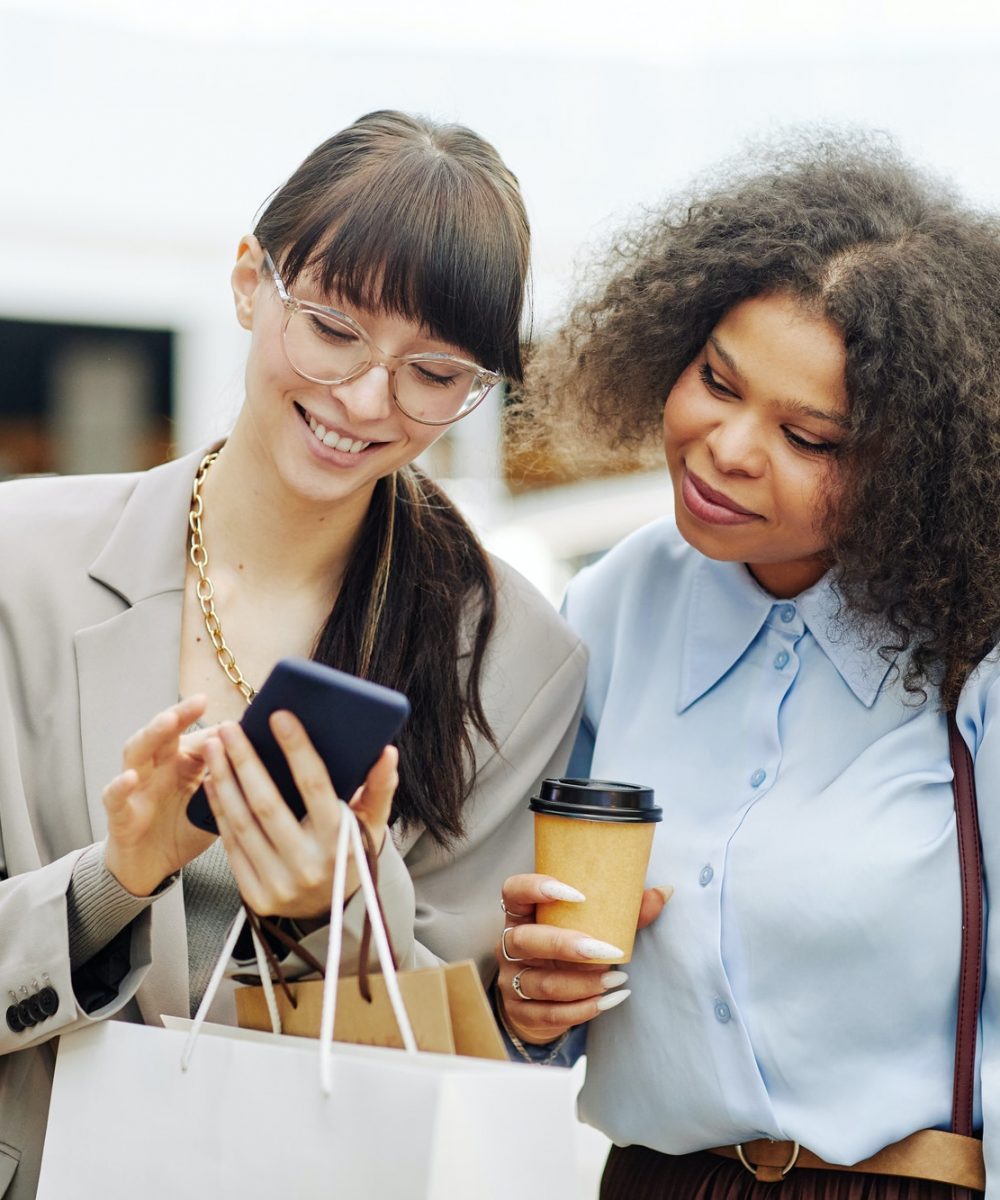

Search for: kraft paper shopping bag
xmin=235 ymin=959 xmax=508 ymax=1059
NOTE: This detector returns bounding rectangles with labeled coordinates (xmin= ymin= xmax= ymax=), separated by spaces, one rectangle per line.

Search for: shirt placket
xmin=700 ymin=601 xmax=806 ymax=1120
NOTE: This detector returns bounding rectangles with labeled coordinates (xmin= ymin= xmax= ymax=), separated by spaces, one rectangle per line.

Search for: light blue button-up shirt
xmin=562 ymin=518 xmax=1000 ymax=1189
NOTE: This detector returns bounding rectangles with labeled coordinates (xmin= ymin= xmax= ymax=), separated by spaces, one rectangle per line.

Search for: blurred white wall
xmin=1 ymin=0 xmax=999 ymax=455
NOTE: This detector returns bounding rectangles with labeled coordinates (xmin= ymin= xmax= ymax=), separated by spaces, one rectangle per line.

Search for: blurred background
xmin=2 ymin=1 xmax=998 ymax=1190
xmin=2 ymin=0 xmax=999 ymax=602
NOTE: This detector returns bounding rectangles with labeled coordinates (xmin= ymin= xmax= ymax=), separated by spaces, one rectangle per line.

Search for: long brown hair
xmin=255 ymin=111 xmax=530 ymax=842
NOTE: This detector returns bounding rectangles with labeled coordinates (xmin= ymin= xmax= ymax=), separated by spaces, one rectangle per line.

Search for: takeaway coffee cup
xmin=530 ymin=778 xmax=662 ymax=963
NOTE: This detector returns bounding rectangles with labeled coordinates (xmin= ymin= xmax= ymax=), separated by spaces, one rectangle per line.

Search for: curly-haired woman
xmin=496 ymin=136 xmax=1000 ymax=1198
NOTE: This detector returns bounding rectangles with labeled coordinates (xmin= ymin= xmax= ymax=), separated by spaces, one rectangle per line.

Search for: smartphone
xmin=185 ymin=657 xmax=411 ymax=834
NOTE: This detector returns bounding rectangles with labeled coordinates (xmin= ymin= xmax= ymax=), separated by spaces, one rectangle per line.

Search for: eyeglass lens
xmin=284 ymin=308 xmax=484 ymax=422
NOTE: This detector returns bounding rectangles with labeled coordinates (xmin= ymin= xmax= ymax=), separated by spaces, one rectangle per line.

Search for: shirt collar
xmin=678 ymin=556 xmax=896 ymax=712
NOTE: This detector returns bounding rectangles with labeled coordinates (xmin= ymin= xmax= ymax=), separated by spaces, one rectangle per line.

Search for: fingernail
xmin=271 ymin=711 xmax=293 ymax=735
xmin=539 ymin=879 xmax=585 ymax=902
xmin=654 ymin=885 xmax=675 ymax=904
xmin=600 ymin=970 xmax=629 ymax=989
xmin=595 ymin=988 xmax=631 ymax=1012
xmin=576 ymin=938 xmax=625 ymax=960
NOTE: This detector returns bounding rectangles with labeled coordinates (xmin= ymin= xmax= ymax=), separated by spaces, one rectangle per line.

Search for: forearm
xmin=67 ymin=841 xmax=162 ymax=968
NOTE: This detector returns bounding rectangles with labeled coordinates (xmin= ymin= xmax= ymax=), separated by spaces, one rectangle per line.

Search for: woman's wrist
xmin=492 ymin=980 xmax=572 ymax=1064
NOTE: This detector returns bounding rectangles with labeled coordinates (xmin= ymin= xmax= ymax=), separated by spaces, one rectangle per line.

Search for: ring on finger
xmin=500 ymin=897 xmax=532 ymax=921
xmin=500 ymin=925 xmax=525 ymax=963
xmin=511 ymin=968 xmax=530 ymax=1001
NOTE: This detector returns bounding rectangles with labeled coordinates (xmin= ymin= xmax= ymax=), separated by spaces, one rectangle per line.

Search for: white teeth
xmin=304 ymin=408 xmax=370 ymax=453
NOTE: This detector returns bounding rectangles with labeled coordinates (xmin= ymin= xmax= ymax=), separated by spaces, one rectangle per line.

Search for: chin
xmin=672 ymin=506 xmax=746 ymax=561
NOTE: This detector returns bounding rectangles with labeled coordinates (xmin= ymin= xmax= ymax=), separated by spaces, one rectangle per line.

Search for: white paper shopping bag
xmin=37 ymin=1018 xmax=578 ymax=1199
xmin=37 ymin=809 xmax=581 ymax=1200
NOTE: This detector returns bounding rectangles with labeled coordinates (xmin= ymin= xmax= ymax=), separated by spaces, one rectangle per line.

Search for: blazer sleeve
xmin=0 ymin=670 xmax=155 ymax=1056
xmin=293 ymin=562 xmax=588 ymax=985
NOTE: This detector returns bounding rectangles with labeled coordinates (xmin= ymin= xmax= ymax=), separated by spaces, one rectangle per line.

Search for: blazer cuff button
xmin=38 ymin=986 xmax=59 ymax=1017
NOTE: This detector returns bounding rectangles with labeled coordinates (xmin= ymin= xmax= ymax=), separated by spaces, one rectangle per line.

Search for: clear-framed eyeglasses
xmin=262 ymin=250 xmax=503 ymax=426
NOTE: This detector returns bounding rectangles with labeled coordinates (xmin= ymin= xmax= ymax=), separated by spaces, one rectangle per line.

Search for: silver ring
xmin=500 ymin=925 xmax=525 ymax=963
xmin=500 ymin=898 xmax=532 ymax=921
xmin=511 ymin=968 xmax=529 ymax=1001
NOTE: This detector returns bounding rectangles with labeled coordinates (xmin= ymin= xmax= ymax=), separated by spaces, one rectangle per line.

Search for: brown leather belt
xmin=710 ymin=1130 xmax=984 ymax=1190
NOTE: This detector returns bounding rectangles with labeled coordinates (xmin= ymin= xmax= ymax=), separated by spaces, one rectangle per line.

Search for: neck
xmin=197 ymin=423 xmax=377 ymax=596
xmin=746 ymin=555 xmax=829 ymax=599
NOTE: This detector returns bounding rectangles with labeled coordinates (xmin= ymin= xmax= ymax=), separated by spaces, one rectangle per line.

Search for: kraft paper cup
xmin=531 ymin=778 xmax=661 ymax=964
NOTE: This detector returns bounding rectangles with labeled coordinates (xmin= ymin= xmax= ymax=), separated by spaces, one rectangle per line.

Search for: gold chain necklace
xmin=188 ymin=451 xmax=257 ymax=703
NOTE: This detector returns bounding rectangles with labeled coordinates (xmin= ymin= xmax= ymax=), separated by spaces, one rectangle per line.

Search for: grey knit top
xmin=67 ymin=839 xmax=243 ymax=1017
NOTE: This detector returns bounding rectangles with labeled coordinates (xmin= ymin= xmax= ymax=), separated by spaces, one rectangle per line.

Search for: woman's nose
xmin=330 ymin=363 xmax=393 ymax=421
xmin=705 ymin=414 xmax=765 ymax=477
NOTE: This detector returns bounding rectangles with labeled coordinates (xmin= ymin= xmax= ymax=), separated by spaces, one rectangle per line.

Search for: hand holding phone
xmin=186 ymin=658 xmax=410 ymax=834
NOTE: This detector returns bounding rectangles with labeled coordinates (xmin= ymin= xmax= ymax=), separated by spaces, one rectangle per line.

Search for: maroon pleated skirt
xmin=600 ymin=1145 xmax=980 ymax=1200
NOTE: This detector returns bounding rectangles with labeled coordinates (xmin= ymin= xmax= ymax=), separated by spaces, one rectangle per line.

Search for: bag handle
xmin=316 ymin=803 xmax=417 ymax=1092
xmin=947 ymin=712 xmax=982 ymax=1140
xmin=182 ymin=804 xmax=418 ymax=1089
xmin=246 ymin=818 xmax=397 ymax=1004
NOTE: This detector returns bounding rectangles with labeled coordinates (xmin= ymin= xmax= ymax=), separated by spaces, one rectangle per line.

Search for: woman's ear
xmin=231 ymin=235 xmax=264 ymax=330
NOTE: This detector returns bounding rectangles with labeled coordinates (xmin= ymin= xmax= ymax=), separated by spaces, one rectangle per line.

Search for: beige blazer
xmin=0 ymin=446 xmax=587 ymax=1199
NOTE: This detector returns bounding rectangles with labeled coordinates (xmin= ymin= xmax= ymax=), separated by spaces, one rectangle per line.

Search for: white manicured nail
xmin=600 ymin=971 xmax=629 ymax=989
xmin=595 ymin=988 xmax=631 ymax=1012
xmin=539 ymin=879 xmax=585 ymax=902
xmin=576 ymin=938 xmax=625 ymax=960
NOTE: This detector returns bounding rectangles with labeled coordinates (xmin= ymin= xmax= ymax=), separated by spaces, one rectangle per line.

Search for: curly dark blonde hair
xmin=511 ymin=133 xmax=1000 ymax=708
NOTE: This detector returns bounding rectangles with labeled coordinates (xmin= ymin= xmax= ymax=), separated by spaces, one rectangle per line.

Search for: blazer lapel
xmin=75 ymin=444 xmax=218 ymax=1024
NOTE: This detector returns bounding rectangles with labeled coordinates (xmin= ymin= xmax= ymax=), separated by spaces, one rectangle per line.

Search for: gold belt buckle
xmin=735 ymin=1140 xmax=801 ymax=1183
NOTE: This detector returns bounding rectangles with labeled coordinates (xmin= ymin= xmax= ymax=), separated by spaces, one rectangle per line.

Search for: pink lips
xmin=681 ymin=469 xmax=762 ymax=527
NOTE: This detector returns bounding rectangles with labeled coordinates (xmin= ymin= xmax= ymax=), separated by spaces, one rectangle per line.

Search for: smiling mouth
xmin=682 ymin=469 xmax=763 ymax=526
xmin=687 ymin=470 xmax=760 ymax=516
xmin=296 ymin=403 xmax=374 ymax=454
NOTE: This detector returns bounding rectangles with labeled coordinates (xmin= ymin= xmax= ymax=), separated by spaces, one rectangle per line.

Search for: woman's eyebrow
xmin=707 ymin=334 xmax=849 ymax=429
xmin=707 ymin=334 xmax=743 ymax=380
xmin=782 ymin=399 xmax=851 ymax=429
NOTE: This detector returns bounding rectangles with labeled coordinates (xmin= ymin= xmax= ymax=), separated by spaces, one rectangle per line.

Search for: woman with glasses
xmin=496 ymin=134 xmax=1000 ymax=1198
xmin=0 ymin=110 xmax=585 ymax=1198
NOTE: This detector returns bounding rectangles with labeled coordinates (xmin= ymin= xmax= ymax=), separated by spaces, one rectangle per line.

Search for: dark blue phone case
xmin=185 ymin=658 xmax=410 ymax=834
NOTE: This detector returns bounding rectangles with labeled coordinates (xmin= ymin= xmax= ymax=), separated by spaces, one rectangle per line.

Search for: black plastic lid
xmin=529 ymin=777 xmax=661 ymax=823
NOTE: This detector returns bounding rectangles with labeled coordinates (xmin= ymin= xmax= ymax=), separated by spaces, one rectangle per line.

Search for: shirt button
xmin=699 ymin=865 xmax=714 ymax=886
xmin=774 ymin=650 xmax=789 ymax=670
xmin=750 ymin=768 xmax=767 ymax=788
xmin=714 ymin=1001 xmax=732 ymax=1023
xmin=779 ymin=604 xmax=796 ymax=623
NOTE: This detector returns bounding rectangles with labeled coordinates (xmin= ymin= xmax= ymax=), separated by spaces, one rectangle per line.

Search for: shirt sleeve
xmin=965 ymin=671 xmax=1000 ymax=1189
xmin=490 ymin=977 xmax=589 ymax=1067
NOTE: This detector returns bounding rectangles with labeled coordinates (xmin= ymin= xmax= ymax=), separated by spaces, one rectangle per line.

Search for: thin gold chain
xmin=188 ymin=451 xmax=257 ymax=703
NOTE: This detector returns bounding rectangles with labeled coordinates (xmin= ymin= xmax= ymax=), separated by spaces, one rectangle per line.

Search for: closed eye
xmin=307 ymin=314 xmax=359 ymax=344
xmin=784 ymin=429 xmax=840 ymax=455
xmin=699 ymin=362 xmax=738 ymax=398
xmin=408 ymin=361 xmax=465 ymax=389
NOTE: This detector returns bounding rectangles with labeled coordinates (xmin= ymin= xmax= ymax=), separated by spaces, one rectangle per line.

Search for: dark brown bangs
xmin=263 ymin=148 xmax=528 ymax=382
